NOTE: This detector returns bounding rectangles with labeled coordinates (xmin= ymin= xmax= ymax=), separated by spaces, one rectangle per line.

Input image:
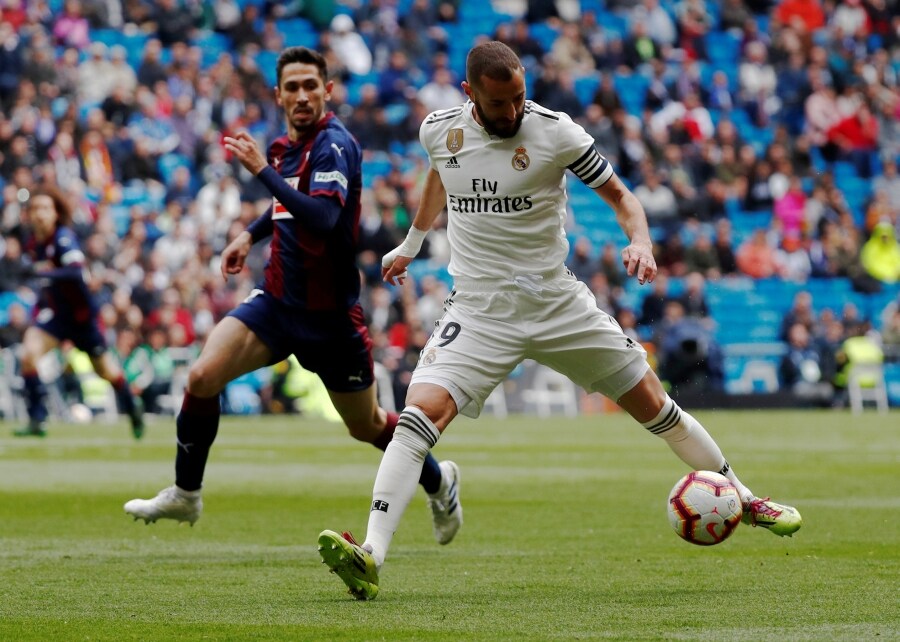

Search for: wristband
xmin=382 ymin=226 xmax=428 ymax=268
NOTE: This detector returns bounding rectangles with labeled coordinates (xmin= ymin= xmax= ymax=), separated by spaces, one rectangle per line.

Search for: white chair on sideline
xmin=847 ymin=363 xmax=889 ymax=414
xmin=373 ymin=361 xmax=396 ymax=413
xmin=482 ymin=385 xmax=508 ymax=418
xmin=523 ymin=363 xmax=579 ymax=418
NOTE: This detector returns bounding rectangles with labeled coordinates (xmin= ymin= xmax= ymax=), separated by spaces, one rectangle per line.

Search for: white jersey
xmin=419 ymin=100 xmax=613 ymax=281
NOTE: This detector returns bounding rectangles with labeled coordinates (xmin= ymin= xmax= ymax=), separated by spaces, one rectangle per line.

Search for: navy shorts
xmin=227 ymin=289 xmax=374 ymax=393
xmin=35 ymin=307 xmax=107 ymax=358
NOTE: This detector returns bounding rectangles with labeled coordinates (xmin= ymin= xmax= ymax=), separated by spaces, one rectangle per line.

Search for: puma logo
xmin=176 ymin=438 xmax=194 ymax=454
xmin=348 ymin=371 xmax=363 ymax=383
xmin=331 ymin=143 xmax=344 ymax=157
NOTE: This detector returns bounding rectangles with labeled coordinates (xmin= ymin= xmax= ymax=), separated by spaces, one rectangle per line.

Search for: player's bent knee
xmin=186 ymin=362 xmax=226 ymax=398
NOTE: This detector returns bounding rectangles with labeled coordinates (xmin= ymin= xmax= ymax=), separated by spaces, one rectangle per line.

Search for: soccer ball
xmin=667 ymin=470 xmax=743 ymax=546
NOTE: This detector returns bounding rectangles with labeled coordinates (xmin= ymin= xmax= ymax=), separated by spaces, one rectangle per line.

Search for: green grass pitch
xmin=1 ymin=410 xmax=897 ymax=641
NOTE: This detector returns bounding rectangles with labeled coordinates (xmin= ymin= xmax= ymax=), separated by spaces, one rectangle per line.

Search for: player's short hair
xmin=466 ymin=41 xmax=522 ymax=87
xmin=28 ymin=184 xmax=72 ymax=226
xmin=276 ymin=46 xmax=328 ymax=87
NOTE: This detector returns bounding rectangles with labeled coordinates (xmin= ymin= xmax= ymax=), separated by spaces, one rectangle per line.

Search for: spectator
xmin=632 ymin=0 xmax=677 ymax=47
xmin=0 ymin=236 xmax=30 ymax=292
xmin=0 ymin=22 xmax=23 ymax=110
xmin=329 ymin=14 xmax=373 ymax=77
xmin=53 ymin=0 xmax=91 ymax=49
xmin=137 ymin=39 xmax=168 ymax=89
xmin=417 ymin=68 xmax=465 ymax=113
xmin=684 ymin=233 xmax=721 ymax=278
xmin=598 ymin=241 xmax=626 ymax=288
xmin=719 ymin=0 xmax=752 ymax=32
xmin=831 ymin=323 xmax=884 ymax=408
xmin=504 ymin=19 xmax=545 ymax=67
xmin=825 ymin=102 xmax=879 ymax=178
xmin=803 ymin=74 xmax=842 ymax=151
xmin=872 ymin=155 xmax=900 ymax=213
xmin=773 ymin=175 xmax=807 ymax=238
xmin=622 ymin=20 xmax=662 ymax=72
xmin=378 ymin=50 xmax=422 ymax=106
xmin=657 ymin=300 xmax=724 ymax=394
xmin=569 ymin=236 xmax=599 ymax=284
xmin=638 ymin=273 xmax=671 ymax=328
xmin=881 ymin=306 xmax=900 ymax=361
xmin=860 ymin=221 xmax=900 ymax=284
xmin=228 ymin=4 xmax=263 ymax=50
xmin=140 ymin=326 xmax=177 ymax=414
xmin=677 ymin=271 xmax=711 ymax=318
xmin=712 ymin=219 xmax=738 ymax=276
xmin=549 ymin=21 xmax=595 ymax=76
xmin=107 ymin=45 xmax=138 ymax=95
xmin=675 ymin=0 xmax=711 ymax=61
xmin=77 ymin=42 xmax=114 ymax=104
xmin=775 ymin=235 xmax=813 ymax=283
xmin=535 ymin=68 xmax=584 ymax=118
xmin=774 ymin=0 xmax=825 ymax=33
xmin=633 ymin=164 xmax=678 ymax=233
xmin=128 ymin=91 xmax=180 ymax=157
xmin=738 ymin=41 xmax=778 ymax=127
xmin=153 ymin=0 xmax=196 ymax=46
xmin=779 ymin=322 xmax=833 ymax=405
xmin=0 ymin=301 xmax=28 ymax=348
xmin=736 ymin=228 xmax=780 ymax=279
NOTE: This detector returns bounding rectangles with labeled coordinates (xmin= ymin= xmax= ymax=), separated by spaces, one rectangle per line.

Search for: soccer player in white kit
xmin=319 ymin=41 xmax=801 ymax=600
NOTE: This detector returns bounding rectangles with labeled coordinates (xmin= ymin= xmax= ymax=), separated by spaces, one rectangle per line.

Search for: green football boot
xmin=13 ymin=420 xmax=47 ymax=437
xmin=742 ymin=497 xmax=802 ymax=537
xmin=318 ymin=530 xmax=379 ymax=600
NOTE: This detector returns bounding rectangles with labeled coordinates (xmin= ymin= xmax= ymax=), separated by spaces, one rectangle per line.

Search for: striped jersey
xmin=27 ymin=226 xmax=95 ymax=323
xmin=263 ymin=112 xmax=362 ymax=310
xmin=419 ymin=100 xmax=613 ymax=280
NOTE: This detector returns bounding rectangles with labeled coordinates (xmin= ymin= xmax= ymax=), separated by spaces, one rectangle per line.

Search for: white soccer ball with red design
xmin=667 ymin=470 xmax=743 ymax=546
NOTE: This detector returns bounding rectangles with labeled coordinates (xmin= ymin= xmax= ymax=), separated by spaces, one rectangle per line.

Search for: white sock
xmin=642 ymin=396 xmax=754 ymax=503
xmin=365 ymin=407 xmax=440 ymax=567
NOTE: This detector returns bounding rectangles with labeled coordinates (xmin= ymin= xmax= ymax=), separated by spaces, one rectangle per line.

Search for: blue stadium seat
xmin=528 ymin=23 xmax=559 ymax=53
xmin=574 ymin=74 xmax=600 ymax=107
xmin=833 ymin=161 xmax=859 ymax=179
xmin=275 ymin=17 xmax=316 ymax=38
xmin=705 ymin=32 xmax=740 ymax=65
xmin=613 ymin=73 xmax=649 ymax=114
xmin=596 ymin=12 xmax=630 ymax=39
xmin=191 ymin=31 xmax=232 ymax=68
xmin=883 ymin=363 xmax=900 ymax=406
xmin=157 ymin=153 xmax=193 ymax=186
xmin=90 ymin=29 xmax=120 ymax=47
xmin=256 ymin=49 xmax=278 ymax=87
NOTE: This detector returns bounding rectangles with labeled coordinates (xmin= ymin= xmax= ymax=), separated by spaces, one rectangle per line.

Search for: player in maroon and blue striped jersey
xmin=14 ymin=185 xmax=144 ymax=438
xmin=124 ymin=47 xmax=462 ymax=546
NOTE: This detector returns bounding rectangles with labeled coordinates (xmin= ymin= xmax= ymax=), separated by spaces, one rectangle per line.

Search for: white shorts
xmin=410 ymin=268 xmax=649 ymax=418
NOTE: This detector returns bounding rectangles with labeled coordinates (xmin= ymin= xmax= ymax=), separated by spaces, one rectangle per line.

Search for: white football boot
xmin=124 ymin=485 xmax=202 ymax=525
xmin=427 ymin=461 xmax=463 ymax=545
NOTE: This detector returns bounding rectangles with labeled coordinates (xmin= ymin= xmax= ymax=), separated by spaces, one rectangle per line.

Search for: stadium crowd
xmin=0 ymin=0 xmax=899 ymax=418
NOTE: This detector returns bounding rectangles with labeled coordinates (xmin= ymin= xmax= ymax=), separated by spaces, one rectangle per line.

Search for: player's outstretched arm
xmin=382 ymin=168 xmax=447 ymax=285
xmin=594 ymin=174 xmax=657 ymax=285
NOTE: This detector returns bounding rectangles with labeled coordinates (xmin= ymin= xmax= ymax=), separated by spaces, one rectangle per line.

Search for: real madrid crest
xmin=512 ymin=146 xmax=530 ymax=171
xmin=446 ymin=128 xmax=464 ymax=153
xmin=421 ymin=348 xmax=438 ymax=365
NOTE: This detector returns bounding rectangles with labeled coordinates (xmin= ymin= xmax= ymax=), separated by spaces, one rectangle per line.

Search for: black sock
xmin=111 ymin=375 xmax=135 ymax=415
xmin=23 ymin=373 xmax=48 ymax=424
xmin=174 ymin=393 xmax=221 ymax=492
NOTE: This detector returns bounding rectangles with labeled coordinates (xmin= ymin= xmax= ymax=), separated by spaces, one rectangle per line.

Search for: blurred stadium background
xmin=1 ymin=0 xmax=899 ymax=425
